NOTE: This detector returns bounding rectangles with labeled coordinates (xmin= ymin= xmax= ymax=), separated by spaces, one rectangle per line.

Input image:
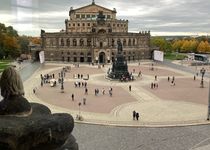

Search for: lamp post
xmin=207 ymin=80 xmax=210 ymax=120
xmin=200 ymin=68 xmax=206 ymax=88
xmin=78 ymin=102 xmax=82 ymax=120
xmin=151 ymin=63 xmax=154 ymax=71
xmin=60 ymin=70 xmax=64 ymax=93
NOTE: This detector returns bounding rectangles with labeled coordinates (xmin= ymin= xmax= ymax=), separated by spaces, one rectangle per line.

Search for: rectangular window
xmin=88 ymin=23 xmax=90 ymax=26
xmin=81 ymin=14 xmax=85 ymax=18
xmin=76 ymin=14 xmax=80 ymax=18
xmin=73 ymin=23 xmax=75 ymax=26
xmin=87 ymin=14 xmax=90 ymax=18
xmin=92 ymin=15 xmax=95 ymax=18
xmin=83 ymin=23 xmax=85 ymax=26
xmin=113 ymin=24 xmax=115 ymax=27
xmin=107 ymin=15 xmax=110 ymax=19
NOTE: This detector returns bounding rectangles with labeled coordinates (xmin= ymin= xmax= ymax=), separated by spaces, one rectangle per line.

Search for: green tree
xmin=18 ymin=35 xmax=30 ymax=54
xmin=0 ymin=22 xmax=21 ymax=58
xmin=151 ymin=37 xmax=171 ymax=52
xmin=6 ymin=26 xmax=18 ymax=37
xmin=3 ymin=35 xmax=20 ymax=57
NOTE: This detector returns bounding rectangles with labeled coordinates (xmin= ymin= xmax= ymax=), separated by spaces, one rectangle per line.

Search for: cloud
xmin=0 ymin=0 xmax=209 ymax=36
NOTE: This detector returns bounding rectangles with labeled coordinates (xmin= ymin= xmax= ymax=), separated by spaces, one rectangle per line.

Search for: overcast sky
xmin=0 ymin=0 xmax=209 ymax=36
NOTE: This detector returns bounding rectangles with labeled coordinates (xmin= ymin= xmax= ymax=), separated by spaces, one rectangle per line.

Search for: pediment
xmin=74 ymin=4 xmax=115 ymax=13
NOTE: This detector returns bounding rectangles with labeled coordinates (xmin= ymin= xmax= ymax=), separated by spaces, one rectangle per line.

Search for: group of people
xmin=168 ymin=76 xmax=175 ymax=86
xmin=151 ymin=82 xmax=158 ymax=89
xmin=151 ymin=75 xmax=159 ymax=89
xmin=74 ymin=81 xmax=88 ymax=88
xmin=94 ymin=87 xmax=113 ymax=97
xmin=40 ymin=73 xmax=55 ymax=85
xmin=133 ymin=110 xmax=140 ymax=121
xmin=73 ymin=73 xmax=89 ymax=80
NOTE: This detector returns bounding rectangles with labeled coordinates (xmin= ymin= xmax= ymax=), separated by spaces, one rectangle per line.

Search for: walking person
xmin=109 ymin=90 xmax=112 ymax=97
xmin=85 ymin=88 xmax=88 ymax=95
xmin=129 ymin=85 xmax=131 ymax=91
xmin=102 ymin=88 xmax=105 ymax=95
xmin=151 ymin=82 xmax=154 ymax=89
xmin=172 ymin=76 xmax=175 ymax=82
xmin=83 ymin=97 xmax=86 ymax=105
xmin=136 ymin=112 xmax=139 ymax=121
xmin=33 ymin=88 xmax=36 ymax=94
xmin=71 ymin=94 xmax=74 ymax=101
xmin=133 ymin=110 xmax=136 ymax=120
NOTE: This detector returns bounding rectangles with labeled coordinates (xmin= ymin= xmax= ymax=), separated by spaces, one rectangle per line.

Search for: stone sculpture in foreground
xmin=0 ymin=66 xmax=78 ymax=150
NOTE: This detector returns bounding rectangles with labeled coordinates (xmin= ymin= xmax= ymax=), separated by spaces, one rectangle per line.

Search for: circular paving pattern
xmin=24 ymin=62 xmax=210 ymax=126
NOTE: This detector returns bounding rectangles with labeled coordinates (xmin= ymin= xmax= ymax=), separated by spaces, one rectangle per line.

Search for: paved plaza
xmin=23 ymin=61 xmax=210 ymax=126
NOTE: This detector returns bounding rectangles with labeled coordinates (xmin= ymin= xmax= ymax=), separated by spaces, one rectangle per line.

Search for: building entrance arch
xmin=35 ymin=51 xmax=40 ymax=61
xmin=99 ymin=52 xmax=105 ymax=64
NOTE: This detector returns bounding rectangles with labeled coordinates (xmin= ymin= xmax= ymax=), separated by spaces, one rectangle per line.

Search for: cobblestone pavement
xmin=23 ymin=61 xmax=210 ymax=126
xmin=73 ymin=123 xmax=210 ymax=150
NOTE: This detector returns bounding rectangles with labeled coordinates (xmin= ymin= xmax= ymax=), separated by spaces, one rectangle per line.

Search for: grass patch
xmin=164 ymin=53 xmax=187 ymax=60
xmin=0 ymin=59 xmax=12 ymax=72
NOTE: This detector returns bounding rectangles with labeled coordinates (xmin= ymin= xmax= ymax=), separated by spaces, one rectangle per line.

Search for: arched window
xmin=133 ymin=39 xmax=135 ymax=46
xmin=73 ymin=39 xmax=77 ymax=46
xmin=128 ymin=39 xmax=131 ymax=46
xmin=73 ymin=52 xmax=77 ymax=55
xmin=123 ymin=39 xmax=126 ymax=46
xmin=80 ymin=39 xmax=84 ymax=46
xmin=87 ymin=39 xmax=91 ymax=46
xmin=80 ymin=52 xmax=84 ymax=55
xmin=87 ymin=52 xmax=91 ymax=56
xmin=112 ymin=39 xmax=115 ymax=47
xmin=61 ymin=38 xmax=64 ymax=46
xmin=66 ymin=39 xmax=70 ymax=47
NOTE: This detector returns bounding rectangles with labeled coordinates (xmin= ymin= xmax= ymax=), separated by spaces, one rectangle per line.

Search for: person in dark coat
xmin=136 ymin=112 xmax=139 ymax=121
xmin=133 ymin=110 xmax=136 ymax=120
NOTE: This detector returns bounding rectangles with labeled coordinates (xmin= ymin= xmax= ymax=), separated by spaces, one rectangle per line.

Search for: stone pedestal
xmin=108 ymin=53 xmax=130 ymax=79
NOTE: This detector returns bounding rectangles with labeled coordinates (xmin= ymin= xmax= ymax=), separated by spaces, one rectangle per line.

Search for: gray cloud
xmin=0 ymin=0 xmax=209 ymax=36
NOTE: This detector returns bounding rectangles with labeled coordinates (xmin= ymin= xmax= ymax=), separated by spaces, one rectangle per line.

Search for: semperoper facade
xmin=40 ymin=1 xmax=151 ymax=63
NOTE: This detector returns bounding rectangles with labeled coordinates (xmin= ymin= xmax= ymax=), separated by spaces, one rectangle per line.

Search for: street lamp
xmin=207 ymin=80 xmax=210 ymax=120
xmin=151 ymin=63 xmax=154 ymax=71
xmin=78 ymin=102 xmax=82 ymax=120
xmin=60 ymin=71 xmax=64 ymax=93
xmin=200 ymin=68 xmax=206 ymax=88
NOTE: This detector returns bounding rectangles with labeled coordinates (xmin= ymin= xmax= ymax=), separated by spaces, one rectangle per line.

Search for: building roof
xmin=72 ymin=2 xmax=116 ymax=13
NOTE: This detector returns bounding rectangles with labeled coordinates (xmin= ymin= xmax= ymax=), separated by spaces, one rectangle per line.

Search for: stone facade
xmin=39 ymin=1 xmax=151 ymax=63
